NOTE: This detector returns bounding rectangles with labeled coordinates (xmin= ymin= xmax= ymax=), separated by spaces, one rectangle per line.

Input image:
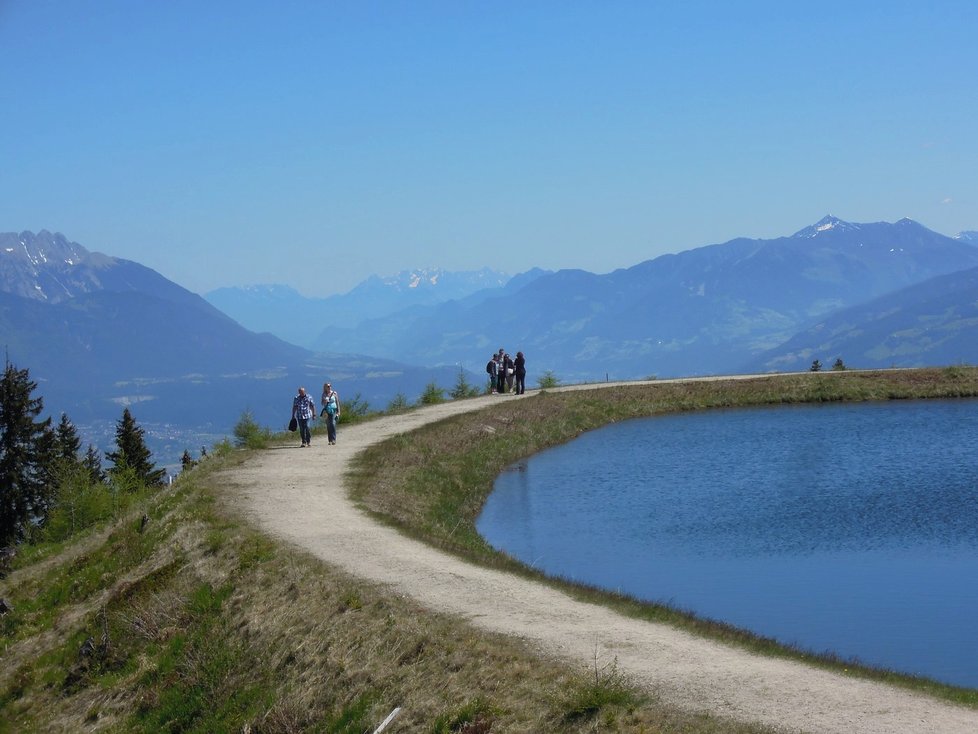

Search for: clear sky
xmin=2 ymin=1 xmax=976 ymax=297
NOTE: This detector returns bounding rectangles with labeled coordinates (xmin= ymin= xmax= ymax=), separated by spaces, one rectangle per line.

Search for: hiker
xmin=292 ymin=386 xmax=317 ymax=447
xmin=321 ymin=382 xmax=341 ymax=445
xmin=503 ymin=352 xmax=515 ymax=392
xmin=513 ymin=351 xmax=526 ymax=394
xmin=493 ymin=348 xmax=505 ymax=392
xmin=486 ymin=355 xmax=499 ymax=393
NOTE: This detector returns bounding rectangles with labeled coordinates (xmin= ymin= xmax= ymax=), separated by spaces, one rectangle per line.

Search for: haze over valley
xmin=3 ymin=215 xmax=978 ymax=466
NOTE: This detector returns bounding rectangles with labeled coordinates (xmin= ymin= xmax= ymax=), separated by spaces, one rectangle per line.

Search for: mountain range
xmin=748 ymin=263 xmax=978 ymax=372
xmin=205 ymin=267 xmax=525 ymax=348
xmin=0 ymin=231 xmax=466 ymax=464
xmin=5 ymin=216 xmax=978 ymax=465
xmin=304 ymin=216 xmax=978 ymax=380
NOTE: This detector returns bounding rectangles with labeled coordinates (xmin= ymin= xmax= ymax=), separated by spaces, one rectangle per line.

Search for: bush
xmin=232 ymin=411 xmax=272 ymax=449
xmin=43 ymin=465 xmax=115 ymax=542
xmin=537 ymin=370 xmax=561 ymax=389
xmin=559 ymin=659 xmax=640 ymax=722
xmin=450 ymin=369 xmax=482 ymax=399
xmin=343 ymin=392 xmax=370 ymax=420
xmin=418 ymin=382 xmax=446 ymax=405
xmin=386 ymin=393 xmax=410 ymax=413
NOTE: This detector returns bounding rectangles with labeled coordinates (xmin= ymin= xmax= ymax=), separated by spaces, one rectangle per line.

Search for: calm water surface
xmin=476 ymin=399 xmax=978 ymax=688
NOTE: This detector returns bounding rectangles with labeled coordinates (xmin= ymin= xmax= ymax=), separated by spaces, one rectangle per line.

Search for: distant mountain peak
xmin=792 ymin=215 xmax=860 ymax=239
xmin=375 ymin=266 xmax=506 ymax=291
xmin=953 ymin=231 xmax=978 ymax=244
xmin=0 ymin=230 xmax=112 ymax=302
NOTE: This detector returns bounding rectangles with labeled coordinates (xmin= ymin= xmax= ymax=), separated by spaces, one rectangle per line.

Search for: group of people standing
xmin=291 ymin=382 xmax=341 ymax=448
xmin=487 ymin=347 xmax=526 ymax=395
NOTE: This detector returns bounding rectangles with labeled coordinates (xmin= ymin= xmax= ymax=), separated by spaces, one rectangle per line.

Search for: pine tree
xmin=106 ymin=408 xmax=165 ymax=488
xmin=54 ymin=412 xmax=82 ymax=463
xmin=0 ymin=360 xmax=56 ymax=545
xmin=83 ymin=444 xmax=105 ymax=485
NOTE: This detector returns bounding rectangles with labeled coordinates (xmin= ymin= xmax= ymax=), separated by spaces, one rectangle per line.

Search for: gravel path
xmin=223 ymin=385 xmax=978 ymax=734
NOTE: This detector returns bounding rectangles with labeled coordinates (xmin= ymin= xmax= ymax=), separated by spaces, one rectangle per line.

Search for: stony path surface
xmin=222 ymin=384 xmax=978 ymax=734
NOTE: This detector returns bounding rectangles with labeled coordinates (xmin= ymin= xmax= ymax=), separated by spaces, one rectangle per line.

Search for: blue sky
xmin=2 ymin=1 xmax=976 ymax=296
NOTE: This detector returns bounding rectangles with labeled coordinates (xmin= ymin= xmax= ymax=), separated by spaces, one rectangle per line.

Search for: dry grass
xmin=7 ymin=368 xmax=975 ymax=731
xmin=1 ymin=437 xmax=772 ymax=732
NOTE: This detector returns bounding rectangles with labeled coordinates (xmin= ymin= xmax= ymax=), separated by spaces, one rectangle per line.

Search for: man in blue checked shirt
xmin=291 ymin=386 xmax=317 ymax=447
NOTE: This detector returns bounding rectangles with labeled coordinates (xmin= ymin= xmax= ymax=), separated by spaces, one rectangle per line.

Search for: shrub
xmin=232 ymin=411 xmax=272 ymax=449
xmin=386 ymin=393 xmax=410 ymax=413
xmin=559 ymin=658 xmax=640 ymax=722
xmin=450 ymin=369 xmax=482 ymax=399
xmin=418 ymin=382 xmax=446 ymax=405
xmin=43 ymin=465 xmax=116 ymax=542
xmin=343 ymin=392 xmax=371 ymax=420
xmin=537 ymin=370 xmax=561 ymax=389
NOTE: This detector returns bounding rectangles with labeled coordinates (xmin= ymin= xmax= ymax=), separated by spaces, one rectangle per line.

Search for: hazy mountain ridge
xmin=206 ymin=266 xmax=524 ymax=348
xmin=0 ymin=232 xmax=473 ymax=464
xmin=7 ymin=217 xmax=978 ymax=465
xmin=747 ymin=264 xmax=978 ymax=371
xmin=320 ymin=216 xmax=978 ymax=379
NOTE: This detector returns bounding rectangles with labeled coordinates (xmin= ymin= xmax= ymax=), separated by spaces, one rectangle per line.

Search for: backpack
xmin=486 ymin=360 xmax=495 ymax=375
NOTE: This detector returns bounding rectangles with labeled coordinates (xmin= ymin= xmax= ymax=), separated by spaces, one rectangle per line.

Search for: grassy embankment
xmin=348 ymin=367 xmax=978 ymax=707
xmin=1 ymin=411 xmax=776 ymax=733
xmin=2 ymin=367 xmax=977 ymax=732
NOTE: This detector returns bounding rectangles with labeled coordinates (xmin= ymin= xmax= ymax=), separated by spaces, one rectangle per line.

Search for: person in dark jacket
xmin=486 ymin=355 xmax=499 ymax=394
xmin=513 ymin=351 xmax=527 ymax=394
xmin=503 ymin=353 xmax=515 ymax=392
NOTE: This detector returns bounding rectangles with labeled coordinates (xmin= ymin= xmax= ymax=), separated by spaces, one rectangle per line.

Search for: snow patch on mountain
xmin=793 ymin=215 xmax=862 ymax=239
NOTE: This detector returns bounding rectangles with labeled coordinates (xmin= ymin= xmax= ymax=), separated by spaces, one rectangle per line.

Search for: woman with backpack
xmin=486 ymin=355 xmax=499 ymax=393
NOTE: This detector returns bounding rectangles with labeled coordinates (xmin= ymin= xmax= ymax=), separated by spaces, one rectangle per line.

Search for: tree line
xmin=0 ymin=359 xmax=166 ymax=549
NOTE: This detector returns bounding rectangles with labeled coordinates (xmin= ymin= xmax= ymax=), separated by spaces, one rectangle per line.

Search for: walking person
xmin=292 ymin=386 xmax=316 ymax=447
xmin=513 ymin=350 xmax=527 ymax=394
xmin=321 ymin=382 xmax=341 ymax=445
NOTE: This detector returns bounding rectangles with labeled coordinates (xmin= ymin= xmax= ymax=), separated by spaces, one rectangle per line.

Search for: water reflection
xmin=477 ymin=399 xmax=978 ymax=688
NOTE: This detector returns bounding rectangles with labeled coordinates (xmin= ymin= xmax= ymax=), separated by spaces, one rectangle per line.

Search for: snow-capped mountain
xmin=954 ymin=231 xmax=978 ymax=244
xmin=792 ymin=214 xmax=864 ymax=239
xmin=318 ymin=216 xmax=978 ymax=379
xmin=206 ymin=266 xmax=519 ymax=348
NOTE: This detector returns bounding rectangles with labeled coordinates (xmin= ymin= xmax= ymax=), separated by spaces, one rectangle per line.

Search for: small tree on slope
xmin=106 ymin=408 xmax=165 ymax=488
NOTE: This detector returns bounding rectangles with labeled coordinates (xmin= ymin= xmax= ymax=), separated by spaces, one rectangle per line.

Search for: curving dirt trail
xmin=222 ymin=385 xmax=978 ymax=734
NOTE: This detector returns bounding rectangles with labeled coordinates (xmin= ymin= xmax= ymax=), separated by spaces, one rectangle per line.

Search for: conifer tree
xmin=0 ymin=360 xmax=55 ymax=545
xmin=106 ymin=408 xmax=165 ymax=488
xmin=54 ymin=412 xmax=82 ymax=463
xmin=83 ymin=444 xmax=105 ymax=485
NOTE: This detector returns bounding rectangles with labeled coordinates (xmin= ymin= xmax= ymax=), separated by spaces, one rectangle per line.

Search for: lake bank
xmin=229 ymin=369 xmax=978 ymax=732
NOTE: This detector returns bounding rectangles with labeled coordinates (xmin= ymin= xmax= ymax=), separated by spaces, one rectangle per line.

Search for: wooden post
xmin=372 ymin=707 xmax=401 ymax=734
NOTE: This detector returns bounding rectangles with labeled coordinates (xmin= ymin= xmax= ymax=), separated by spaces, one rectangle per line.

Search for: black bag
xmin=486 ymin=360 xmax=494 ymax=374
xmin=288 ymin=416 xmax=298 ymax=432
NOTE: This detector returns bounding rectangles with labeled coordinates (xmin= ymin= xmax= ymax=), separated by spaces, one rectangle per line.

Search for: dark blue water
xmin=477 ymin=399 xmax=978 ymax=689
